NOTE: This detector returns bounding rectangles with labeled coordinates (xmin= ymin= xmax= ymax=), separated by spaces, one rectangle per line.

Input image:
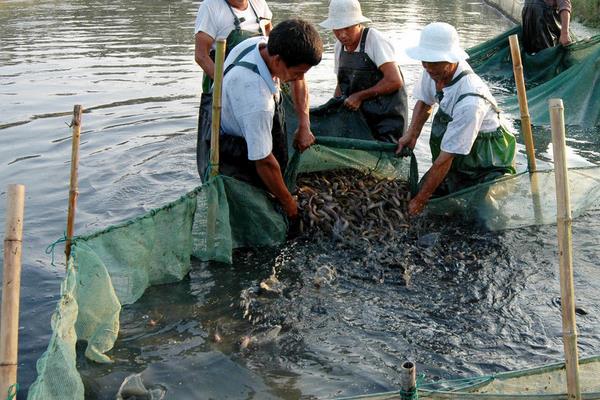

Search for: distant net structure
xmin=468 ymin=25 xmax=600 ymax=127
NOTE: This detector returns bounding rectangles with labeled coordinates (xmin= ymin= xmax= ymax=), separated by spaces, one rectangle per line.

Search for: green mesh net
xmin=336 ymin=355 xmax=600 ymax=399
xmin=26 ymin=137 xmax=414 ymax=400
xmin=467 ymin=26 xmax=600 ymax=127
xmin=427 ymin=166 xmax=600 ymax=231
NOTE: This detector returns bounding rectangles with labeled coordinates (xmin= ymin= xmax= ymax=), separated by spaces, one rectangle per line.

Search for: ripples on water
xmin=0 ymin=0 xmax=599 ymax=398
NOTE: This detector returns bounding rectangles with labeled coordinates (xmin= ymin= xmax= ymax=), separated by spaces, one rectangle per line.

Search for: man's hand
xmin=395 ymin=132 xmax=417 ymax=154
xmin=408 ymin=197 xmax=426 ymax=216
xmin=282 ymin=196 xmax=299 ymax=219
xmin=293 ymin=125 xmax=315 ymax=152
xmin=559 ymin=31 xmax=572 ymax=46
xmin=344 ymin=93 xmax=363 ymax=111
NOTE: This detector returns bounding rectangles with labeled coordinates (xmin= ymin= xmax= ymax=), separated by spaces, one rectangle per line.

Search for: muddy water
xmin=0 ymin=0 xmax=599 ymax=398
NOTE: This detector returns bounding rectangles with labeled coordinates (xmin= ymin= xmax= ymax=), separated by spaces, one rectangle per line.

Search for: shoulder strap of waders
xmin=223 ymin=43 xmax=258 ymax=76
xmin=435 ymin=70 xmax=473 ymax=102
xmin=224 ymin=0 xmax=243 ymax=30
xmin=359 ymin=27 xmax=369 ymax=53
xmin=224 ymin=0 xmax=262 ymax=33
xmin=453 ymin=92 xmax=501 ymax=116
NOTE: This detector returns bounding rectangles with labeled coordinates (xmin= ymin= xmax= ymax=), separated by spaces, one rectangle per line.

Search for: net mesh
xmin=26 ymin=138 xmax=413 ymax=400
xmin=467 ymin=26 xmax=600 ymax=127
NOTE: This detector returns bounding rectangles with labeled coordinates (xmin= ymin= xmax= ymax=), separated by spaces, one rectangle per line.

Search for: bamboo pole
xmin=65 ymin=105 xmax=82 ymax=262
xmin=1 ymin=184 xmax=25 ymax=398
xmin=509 ymin=34 xmax=537 ymax=172
xmin=549 ymin=98 xmax=581 ymax=400
xmin=399 ymin=361 xmax=416 ymax=400
xmin=209 ymin=39 xmax=227 ymax=178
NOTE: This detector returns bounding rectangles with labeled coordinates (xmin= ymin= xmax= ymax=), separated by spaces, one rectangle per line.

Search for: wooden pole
xmin=509 ymin=34 xmax=537 ymax=172
xmin=1 ymin=184 xmax=25 ymax=398
xmin=65 ymin=105 xmax=82 ymax=262
xmin=399 ymin=361 xmax=416 ymax=400
xmin=549 ymin=98 xmax=581 ymax=400
xmin=209 ymin=39 xmax=227 ymax=178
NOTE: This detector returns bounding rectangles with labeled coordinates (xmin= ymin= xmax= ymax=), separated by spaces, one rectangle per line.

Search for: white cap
xmin=405 ymin=22 xmax=469 ymax=63
xmin=320 ymin=0 xmax=371 ymax=30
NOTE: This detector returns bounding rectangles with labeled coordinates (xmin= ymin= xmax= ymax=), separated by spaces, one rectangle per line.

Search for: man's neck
xmin=259 ymin=44 xmax=275 ymax=77
xmin=227 ymin=0 xmax=248 ymax=10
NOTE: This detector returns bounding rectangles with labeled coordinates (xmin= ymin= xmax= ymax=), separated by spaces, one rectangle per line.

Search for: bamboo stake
xmin=1 ymin=184 xmax=25 ymax=398
xmin=399 ymin=361 xmax=416 ymax=400
xmin=549 ymin=98 xmax=581 ymax=400
xmin=65 ymin=105 xmax=82 ymax=263
xmin=209 ymin=39 xmax=227 ymax=178
xmin=509 ymin=34 xmax=537 ymax=172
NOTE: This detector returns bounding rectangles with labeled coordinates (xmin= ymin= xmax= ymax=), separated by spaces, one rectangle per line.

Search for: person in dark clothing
xmin=522 ymin=0 xmax=572 ymax=54
xmin=320 ymin=0 xmax=408 ymax=142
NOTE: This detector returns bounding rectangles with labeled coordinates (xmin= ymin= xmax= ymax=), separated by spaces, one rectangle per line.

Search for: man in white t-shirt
xmin=320 ymin=0 xmax=408 ymax=142
xmin=194 ymin=0 xmax=315 ymax=178
xmin=218 ymin=19 xmax=323 ymax=220
xmin=396 ymin=22 xmax=516 ymax=215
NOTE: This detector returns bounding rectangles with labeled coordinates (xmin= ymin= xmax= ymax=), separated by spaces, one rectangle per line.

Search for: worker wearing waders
xmin=194 ymin=0 xmax=315 ymax=179
xmin=320 ymin=0 xmax=408 ymax=142
xmin=217 ymin=19 xmax=323 ymax=220
xmin=522 ymin=0 xmax=572 ymax=54
xmin=396 ymin=22 xmax=516 ymax=215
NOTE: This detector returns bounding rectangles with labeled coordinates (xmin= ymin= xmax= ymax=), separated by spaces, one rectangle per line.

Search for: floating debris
xmin=295 ymin=169 xmax=411 ymax=241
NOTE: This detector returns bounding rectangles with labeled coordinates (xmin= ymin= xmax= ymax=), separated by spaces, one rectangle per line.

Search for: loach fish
xmin=295 ymin=169 xmax=411 ymax=242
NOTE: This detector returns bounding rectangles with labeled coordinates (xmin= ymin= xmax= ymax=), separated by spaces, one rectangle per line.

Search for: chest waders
xmin=337 ymin=28 xmax=408 ymax=143
xmin=203 ymin=43 xmax=288 ymax=189
xmin=429 ymin=70 xmax=516 ymax=196
xmin=196 ymin=0 xmax=264 ymax=178
xmin=521 ymin=0 xmax=563 ymax=54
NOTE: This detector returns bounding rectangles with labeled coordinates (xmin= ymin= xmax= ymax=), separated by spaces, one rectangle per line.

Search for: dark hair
xmin=268 ymin=19 xmax=323 ymax=67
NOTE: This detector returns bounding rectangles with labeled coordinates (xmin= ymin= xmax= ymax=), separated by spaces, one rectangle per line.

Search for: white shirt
xmin=333 ymin=28 xmax=397 ymax=74
xmin=221 ymin=37 xmax=278 ymax=161
xmin=413 ymin=60 xmax=509 ymax=156
xmin=194 ymin=0 xmax=272 ymax=50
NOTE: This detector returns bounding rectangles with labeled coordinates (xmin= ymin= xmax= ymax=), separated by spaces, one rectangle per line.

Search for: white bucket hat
xmin=320 ymin=0 xmax=371 ymax=30
xmin=405 ymin=22 xmax=469 ymax=63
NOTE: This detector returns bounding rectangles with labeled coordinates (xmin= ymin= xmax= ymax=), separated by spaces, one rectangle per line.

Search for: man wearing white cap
xmin=320 ymin=0 xmax=408 ymax=142
xmin=396 ymin=22 xmax=516 ymax=215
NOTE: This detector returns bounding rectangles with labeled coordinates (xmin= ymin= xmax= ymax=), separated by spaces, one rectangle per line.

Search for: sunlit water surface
xmin=0 ymin=0 xmax=599 ymax=398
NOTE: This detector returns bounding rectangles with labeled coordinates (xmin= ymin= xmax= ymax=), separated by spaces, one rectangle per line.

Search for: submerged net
xmin=467 ymin=26 xmax=600 ymax=127
xmin=337 ymin=356 xmax=600 ymax=399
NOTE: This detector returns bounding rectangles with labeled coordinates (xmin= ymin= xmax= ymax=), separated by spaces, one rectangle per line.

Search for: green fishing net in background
xmin=467 ymin=26 xmax=600 ymax=126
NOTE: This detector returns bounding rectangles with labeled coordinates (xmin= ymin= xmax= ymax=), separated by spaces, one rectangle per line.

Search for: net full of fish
xmin=295 ymin=169 xmax=411 ymax=241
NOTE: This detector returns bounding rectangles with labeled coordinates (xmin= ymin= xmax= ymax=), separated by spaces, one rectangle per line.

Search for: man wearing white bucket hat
xmin=320 ymin=0 xmax=408 ymax=142
xmin=396 ymin=22 xmax=516 ymax=215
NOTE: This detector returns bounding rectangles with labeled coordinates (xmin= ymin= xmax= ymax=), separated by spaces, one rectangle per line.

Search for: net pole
xmin=399 ymin=361 xmax=416 ymax=400
xmin=549 ymin=98 xmax=581 ymax=400
xmin=510 ymin=35 xmax=543 ymax=222
xmin=0 ymin=184 xmax=25 ymax=398
xmin=509 ymin=34 xmax=537 ymax=172
xmin=209 ymin=39 xmax=226 ymax=178
xmin=65 ymin=105 xmax=82 ymax=263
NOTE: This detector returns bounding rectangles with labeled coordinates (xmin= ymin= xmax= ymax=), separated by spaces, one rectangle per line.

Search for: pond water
xmin=0 ymin=0 xmax=599 ymax=398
